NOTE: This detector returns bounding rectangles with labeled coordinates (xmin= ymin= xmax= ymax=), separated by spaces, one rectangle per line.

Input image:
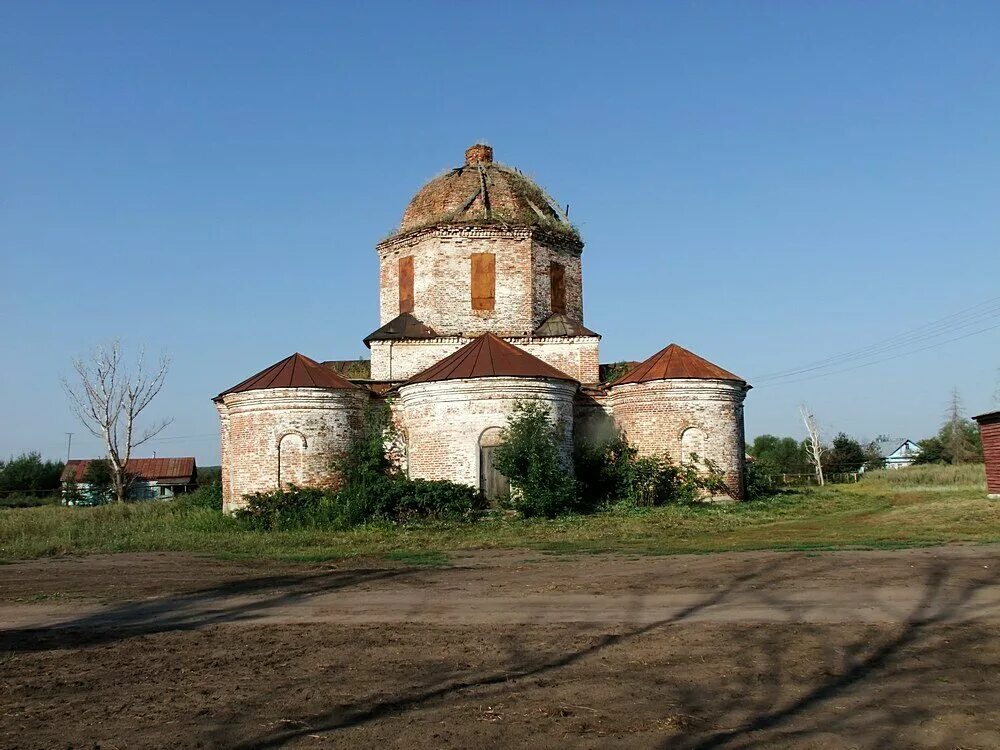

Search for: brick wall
xmin=515 ymin=337 xmax=599 ymax=384
xmin=978 ymin=417 xmax=1000 ymax=497
xmin=395 ymin=377 xmax=577 ymax=489
xmin=608 ymin=379 xmax=749 ymax=500
xmin=531 ymin=238 xmax=583 ymax=325
xmin=216 ymin=388 xmax=369 ymax=513
xmin=371 ymin=336 xmax=600 ymax=383
xmin=375 ymin=226 xmax=584 ymax=337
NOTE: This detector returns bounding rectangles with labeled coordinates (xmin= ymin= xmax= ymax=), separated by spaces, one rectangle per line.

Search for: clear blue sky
xmin=3 ymin=1 xmax=998 ymax=465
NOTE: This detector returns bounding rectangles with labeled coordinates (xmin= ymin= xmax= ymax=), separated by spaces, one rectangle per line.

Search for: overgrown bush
xmin=236 ymin=486 xmax=334 ymax=530
xmin=494 ymin=401 xmax=581 ymax=518
xmin=237 ymin=478 xmax=483 ymax=531
xmin=174 ymin=480 xmax=223 ymax=511
xmin=575 ymin=432 xmax=732 ymax=507
xmin=744 ymin=459 xmax=776 ymax=500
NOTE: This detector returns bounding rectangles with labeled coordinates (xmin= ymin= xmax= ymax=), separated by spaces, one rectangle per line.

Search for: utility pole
xmin=65 ymin=432 xmax=73 ymax=463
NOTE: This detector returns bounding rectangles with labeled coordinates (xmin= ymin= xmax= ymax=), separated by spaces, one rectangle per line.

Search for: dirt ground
xmin=2 ymin=546 xmax=999 ymax=749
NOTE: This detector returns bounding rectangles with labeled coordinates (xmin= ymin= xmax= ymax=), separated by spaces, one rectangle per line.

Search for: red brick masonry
xmin=974 ymin=411 xmax=1000 ymax=498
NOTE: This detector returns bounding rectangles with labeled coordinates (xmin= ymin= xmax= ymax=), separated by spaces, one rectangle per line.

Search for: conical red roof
xmin=405 ymin=333 xmax=576 ymax=384
xmin=611 ymin=344 xmax=745 ymax=385
xmin=217 ymin=353 xmax=359 ymax=398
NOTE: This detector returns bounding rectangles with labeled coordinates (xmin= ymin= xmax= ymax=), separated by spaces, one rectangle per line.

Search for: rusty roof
xmin=363 ymin=313 xmax=438 ymax=347
xmin=61 ymin=457 xmax=197 ymax=484
xmin=532 ymin=313 xmax=600 ymax=338
xmin=391 ymin=144 xmax=581 ymax=244
xmin=405 ymin=333 xmax=577 ymax=385
xmin=611 ymin=344 xmax=746 ymax=386
xmin=217 ymin=353 xmax=360 ymax=398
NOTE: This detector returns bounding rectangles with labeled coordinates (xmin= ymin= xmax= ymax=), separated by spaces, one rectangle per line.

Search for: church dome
xmin=394 ymin=144 xmax=580 ymax=242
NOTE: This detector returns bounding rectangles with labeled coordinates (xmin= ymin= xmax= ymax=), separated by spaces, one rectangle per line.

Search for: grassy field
xmin=0 ymin=465 xmax=994 ymax=562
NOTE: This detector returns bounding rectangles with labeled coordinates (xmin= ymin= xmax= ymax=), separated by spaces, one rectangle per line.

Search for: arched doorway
xmin=478 ymin=427 xmax=509 ymax=502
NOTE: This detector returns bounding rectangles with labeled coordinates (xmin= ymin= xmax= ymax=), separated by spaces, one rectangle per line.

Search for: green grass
xmin=0 ymin=466 xmax=995 ymax=563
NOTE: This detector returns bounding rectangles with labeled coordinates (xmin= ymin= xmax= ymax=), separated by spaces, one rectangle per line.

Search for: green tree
xmin=823 ymin=433 xmax=866 ymax=474
xmin=916 ymin=389 xmax=983 ymax=465
xmin=494 ymin=401 xmax=579 ymax=518
xmin=82 ymin=459 xmax=115 ymax=502
xmin=0 ymin=452 xmax=64 ymax=497
xmin=861 ymin=441 xmax=886 ymax=471
xmin=747 ymin=435 xmax=810 ymax=475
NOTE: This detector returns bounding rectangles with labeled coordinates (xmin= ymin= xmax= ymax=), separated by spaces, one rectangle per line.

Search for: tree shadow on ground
xmin=0 ymin=567 xmax=421 ymax=653
xmin=662 ymin=563 xmax=996 ymax=749
xmin=216 ymin=558 xmax=998 ymax=750
xmin=218 ymin=566 xmax=773 ymax=749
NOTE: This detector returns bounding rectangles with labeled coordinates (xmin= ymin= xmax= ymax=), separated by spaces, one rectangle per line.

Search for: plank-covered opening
xmin=398 ymin=256 xmax=414 ymax=313
xmin=471 ymin=253 xmax=495 ymax=311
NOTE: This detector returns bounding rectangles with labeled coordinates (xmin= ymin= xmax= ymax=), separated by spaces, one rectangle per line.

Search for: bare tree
xmin=62 ymin=340 xmax=172 ymax=503
xmin=800 ymin=404 xmax=827 ymax=486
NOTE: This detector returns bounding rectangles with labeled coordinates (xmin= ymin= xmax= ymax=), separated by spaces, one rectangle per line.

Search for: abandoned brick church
xmin=214 ymin=144 xmax=751 ymax=511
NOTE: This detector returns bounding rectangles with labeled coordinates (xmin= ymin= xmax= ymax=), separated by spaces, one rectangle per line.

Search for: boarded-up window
xmin=550 ymin=261 xmax=566 ymax=314
xmin=471 ymin=253 xmax=495 ymax=311
xmin=398 ymin=256 xmax=414 ymax=313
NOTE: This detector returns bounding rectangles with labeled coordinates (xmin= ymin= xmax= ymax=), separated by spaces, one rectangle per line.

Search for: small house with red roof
xmin=60 ymin=457 xmax=198 ymax=503
xmin=214 ymin=144 xmax=750 ymax=510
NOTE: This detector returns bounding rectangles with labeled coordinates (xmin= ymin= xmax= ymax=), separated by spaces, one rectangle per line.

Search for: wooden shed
xmin=973 ymin=411 xmax=1000 ymax=498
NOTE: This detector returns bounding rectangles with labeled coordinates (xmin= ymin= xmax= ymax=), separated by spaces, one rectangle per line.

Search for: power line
xmin=755 ymin=319 xmax=1000 ymax=388
xmin=753 ymin=296 xmax=1000 ymax=382
xmin=751 ymin=295 xmax=1000 ymax=386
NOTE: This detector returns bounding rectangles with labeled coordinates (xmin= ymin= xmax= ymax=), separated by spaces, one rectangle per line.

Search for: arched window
xmin=680 ymin=427 xmax=707 ymax=465
xmin=277 ymin=431 xmax=307 ymax=488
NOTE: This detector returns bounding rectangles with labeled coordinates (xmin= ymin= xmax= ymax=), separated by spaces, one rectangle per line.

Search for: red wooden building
xmin=973 ymin=411 xmax=1000 ymax=498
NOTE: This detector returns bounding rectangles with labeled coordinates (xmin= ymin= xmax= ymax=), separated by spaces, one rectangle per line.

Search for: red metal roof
xmin=61 ymin=457 xmax=197 ymax=484
xmin=405 ymin=333 xmax=577 ymax=384
xmin=217 ymin=353 xmax=359 ymax=398
xmin=611 ymin=344 xmax=745 ymax=386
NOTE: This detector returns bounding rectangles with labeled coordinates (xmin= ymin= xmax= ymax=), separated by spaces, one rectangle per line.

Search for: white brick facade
xmin=371 ymin=335 xmax=599 ymax=383
xmin=396 ymin=377 xmax=577 ymax=488
xmin=608 ymin=379 xmax=749 ymax=499
xmin=375 ymin=227 xmax=583 ymax=335
xmin=216 ymin=388 xmax=368 ymax=512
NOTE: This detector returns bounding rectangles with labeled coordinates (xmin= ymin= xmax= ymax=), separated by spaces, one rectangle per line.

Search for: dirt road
xmin=2 ymin=546 xmax=999 ymax=748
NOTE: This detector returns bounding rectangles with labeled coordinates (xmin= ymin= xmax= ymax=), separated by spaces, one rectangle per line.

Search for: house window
xmin=550 ymin=261 xmax=566 ymax=315
xmin=398 ymin=256 xmax=414 ymax=314
xmin=471 ymin=253 xmax=495 ymax=311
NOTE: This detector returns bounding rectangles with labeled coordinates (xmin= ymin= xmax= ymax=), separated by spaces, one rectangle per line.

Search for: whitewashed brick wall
xmin=375 ymin=226 xmax=584 ymax=336
xmin=371 ymin=336 xmax=599 ymax=383
xmin=395 ymin=377 xmax=577 ymax=489
xmin=216 ymin=387 xmax=369 ymax=513
xmin=608 ymin=379 xmax=749 ymax=500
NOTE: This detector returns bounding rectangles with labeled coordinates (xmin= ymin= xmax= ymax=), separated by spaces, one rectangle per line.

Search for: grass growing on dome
xmin=0 ymin=465 xmax=995 ymax=562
